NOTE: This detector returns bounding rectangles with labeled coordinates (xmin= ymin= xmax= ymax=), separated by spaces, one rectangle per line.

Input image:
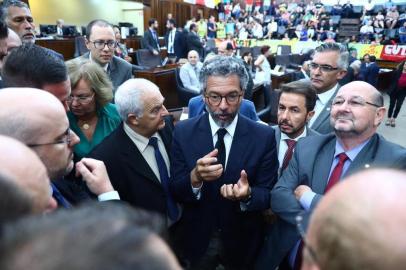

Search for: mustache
xmin=278 ymin=120 xmax=292 ymax=127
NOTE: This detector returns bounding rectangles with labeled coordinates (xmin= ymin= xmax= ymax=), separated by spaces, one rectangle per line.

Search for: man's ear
xmin=336 ymin=69 xmax=347 ymax=80
xmin=127 ymin=114 xmax=139 ymax=126
xmin=85 ymin=37 xmax=91 ymax=50
xmin=306 ymin=110 xmax=315 ymax=123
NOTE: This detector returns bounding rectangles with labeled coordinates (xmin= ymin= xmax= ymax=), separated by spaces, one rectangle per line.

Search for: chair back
xmin=277 ymin=45 xmax=291 ymax=55
xmin=135 ymin=49 xmax=161 ymax=68
xmin=74 ymin=36 xmax=89 ymax=58
xmin=175 ymin=68 xmax=200 ymax=106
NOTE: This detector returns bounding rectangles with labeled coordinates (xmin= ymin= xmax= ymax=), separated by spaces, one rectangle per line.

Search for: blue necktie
xmin=148 ymin=137 xmax=179 ymax=222
xmin=51 ymin=182 xmax=71 ymax=209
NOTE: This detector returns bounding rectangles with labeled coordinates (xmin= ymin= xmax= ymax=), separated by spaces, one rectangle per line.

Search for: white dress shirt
xmin=167 ymin=29 xmax=176 ymax=54
xmin=123 ymin=123 xmax=170 ymax=182
xmin=277 ymin=127 xmax=307 ymax=169
xmin=308 ymin=84 xmax=338 ymax=127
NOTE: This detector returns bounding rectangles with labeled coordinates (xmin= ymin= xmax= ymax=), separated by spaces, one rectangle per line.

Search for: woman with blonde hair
xmin=66 ymin=59 xmax=121 ymax=159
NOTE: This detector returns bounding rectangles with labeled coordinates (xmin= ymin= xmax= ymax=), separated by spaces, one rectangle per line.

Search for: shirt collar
xmin=208 ymin=113 xmax=238 ymax=138
xmin=123 ymin=123 xmax=159 ymax=153
xmin=280 ymin=126 xmax=307 ymax=141
xmin=89 ymin=52 xmax=109 ymax=71
xmin=317 ymin=83 xmax=339 ymax=105
xmin=334 ymin=138 xmax=371 ymax=162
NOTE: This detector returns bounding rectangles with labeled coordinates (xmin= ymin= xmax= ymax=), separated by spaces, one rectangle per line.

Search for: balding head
xmin=115 ymin=78 xmax=168 ymax=138
xmin=330 ymin=81 xmax=386 ymax=145
xmin=0 ymin=135 xmax=56 ymax=213
xmin=187 ymin=50 xmax=199 ymax=66
xmin=0 ymin=88 xmax=79 ymax=179
xmin=304 ymin=169 xmax=406 ymax=270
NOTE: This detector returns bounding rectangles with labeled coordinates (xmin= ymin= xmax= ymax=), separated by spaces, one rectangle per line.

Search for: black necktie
xmin=215 ymin=128 xmax=227 ymax=169
xmin=148 ymin=137 xmax=179 ymax=222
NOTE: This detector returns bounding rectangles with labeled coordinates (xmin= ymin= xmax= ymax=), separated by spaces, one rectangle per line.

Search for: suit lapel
xmin=312 ymin=136 xmax=336 ymax=193
xmin=117 ymin=125 xmax=161 ymax=186
xmin=312 ymin=86 xmax=339 ymax=130
xmin=274 ymin=126 xmax=281 ymax=150
xmin=344 ymin=134 xmax=378 ymax=177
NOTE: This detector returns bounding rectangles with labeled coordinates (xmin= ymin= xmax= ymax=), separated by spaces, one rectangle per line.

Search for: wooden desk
xmin=134 ymin=64 xmax=179 ymax=109
xmin=36 ymin=39 xmax=75 ymax=60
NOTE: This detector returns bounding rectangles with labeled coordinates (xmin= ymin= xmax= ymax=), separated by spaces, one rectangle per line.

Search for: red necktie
xmin=324 ymin=153 xmax=349 ymax=193
xmin=281 ymin=139 xmax=296 ymax=171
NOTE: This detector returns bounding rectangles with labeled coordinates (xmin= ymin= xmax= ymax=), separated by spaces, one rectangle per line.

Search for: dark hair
xmin=0 ymin=203 xmax=170 ymax=270
xmin=168 ymin=19 xmax=176 ymax=27
xmin=148 ymin=18 xmax=157 ymax=27
xmin=279 ymin=80 xmax=317 ymax=112
xmin=261 ymin=45 xmax=271 ymax=55
xmin=1 ymin=43 xmax=67 ymax=88
xmin=369 ymin=55 xmax=376 ymax=62
xmin=86 ymin=19 xmax=112 ymax=39
xmin=189 ymin=23 xmax=197 ymax=32
xmin=0 ymin=19 xmax=8 ymax=39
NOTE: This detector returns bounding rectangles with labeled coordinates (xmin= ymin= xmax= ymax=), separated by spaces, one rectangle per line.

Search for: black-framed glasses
xmin=67 ymin=93 xmax=95 ymax=104
xmin=332 ymin=97 xmax=381 ymax=108
xmin=90 ymin=40 xmax=117 ymax=50
xmin=309 ymin=62 xmax=340 ymax=72
xmin=205 ymin=92 xmax=242 ymax=106
xmin=296 ymin=212 xmax=319 ymax=265
xmin=27 ymin=128 xmax=72 ymax=147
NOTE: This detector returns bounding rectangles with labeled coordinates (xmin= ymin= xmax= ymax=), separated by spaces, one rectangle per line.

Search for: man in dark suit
xmin=165 ymin=19 xmax=184 ymax=62
xmin=88 ymin=78 xmax=178 ymax=223
xmin=142 ymin=18 xmax=160 ymax=56
xmin=365 ymin=55 xmax=380 ymax=88
xmin=307 ymin=43 xmax=348 ymax=134
xmin=80 ymin=19 xmax=132 ymax=92
xmin=186 ymin=23 xmax=204 ymax=58
xmin=169 ymin=56 xmax=278 ymax=269
xmin=258 ymin=81 xmax=406 ymax=270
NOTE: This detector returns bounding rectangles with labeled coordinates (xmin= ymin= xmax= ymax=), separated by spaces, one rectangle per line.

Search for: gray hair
xmin=114 ymin=78 xmax=159 ymax=121
xmin=314 ymin=42 xmax=349 ymax=70
xmin=199 ymin=55 xmax=249 ymax=93
xmin=1 ymin=0 xmax=29 ymax=21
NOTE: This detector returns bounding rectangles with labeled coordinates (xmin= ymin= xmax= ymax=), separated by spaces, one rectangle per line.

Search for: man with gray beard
xmin=169 ymin=56 xmax=278 ymax=269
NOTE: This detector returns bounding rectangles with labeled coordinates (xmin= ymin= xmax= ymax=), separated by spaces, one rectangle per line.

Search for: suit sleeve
xmin=142 ymin=32 xmax=155 ymax=53
xmin=169 ymin=125 xmax=200 ymax=203
xmin=271 ymin=148 xmax=306 ymax=225
xmin=245 ymin=127 xmax=278 ymax=211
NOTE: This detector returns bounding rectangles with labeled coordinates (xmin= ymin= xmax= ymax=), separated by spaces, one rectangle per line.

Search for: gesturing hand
xmin=75 ymin=158 xmax=114 ymax=195
xmin=220 ymin=170 xmax=251 ymax=201
xmin=191 ymin=149 xmax=223 ymax=187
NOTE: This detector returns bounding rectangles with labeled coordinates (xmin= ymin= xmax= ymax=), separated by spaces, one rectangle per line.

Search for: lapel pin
xmin=364 ymin=164 xmax=370 ymax=168
xmin=326 ymin=107 xmax=331 ymax=111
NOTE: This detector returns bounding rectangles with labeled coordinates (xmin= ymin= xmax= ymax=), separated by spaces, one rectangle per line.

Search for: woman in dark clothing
xmin=387 ymin=61 xmax=406 ymax=127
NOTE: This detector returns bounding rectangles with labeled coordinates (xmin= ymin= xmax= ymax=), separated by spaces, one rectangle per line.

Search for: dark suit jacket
xmin=142 ymin=29 xmax=160 ymax=54
xmin=80 ymin=53 xmax=132 ymax=92
xmin=186 ymin=31 xmax=203 ymax=57
xmin=365 ymin=62 xmax=380 ymax=88
xmin=165 ymin=29 xmax=187 ymax=60
xmin=169 ymin=113 xmax=278 ymax=267
xmin=188 ymin=95 xmax=260 ymax=121
xmin=256 ymin=133 xmax=406 ymax=270
xmin=88 ymin=119 xmax=173 ymax=216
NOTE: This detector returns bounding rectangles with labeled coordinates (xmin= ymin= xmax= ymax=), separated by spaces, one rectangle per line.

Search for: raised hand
xmin=191 ymin=149 xmax=223 ymax=187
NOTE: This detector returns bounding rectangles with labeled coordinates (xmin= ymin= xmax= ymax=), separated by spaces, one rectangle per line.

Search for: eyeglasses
xmin=90 ymin=40 xmax=117 ymax=50
xmin=67 ymin=94 xmax=95 ymax=104
xmin=27 ymin=128 xmax=72 ymax=147
xmin=332 ymin=97 xmax=381 ymax=108
xmin=309 ymin=62 xmax=340 ymax=72
xmin=296 ymin=212 xmax=319 ymax=265
xmin=205 ymin=92 xmax=242 ymax=106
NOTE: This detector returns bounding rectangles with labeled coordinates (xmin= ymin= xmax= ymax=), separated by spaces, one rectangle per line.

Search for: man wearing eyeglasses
xmin=0 ymin=88 xmax=120 ymax=209
xmin=169 ymin=56 xmax=278 ymax=269
xmin=260 ymin=81 xmax=406 ymax=270
xmin=80 ymin=19 xmax=132 ymax=92
xmin=307 ymin=42 xmax=348 ymax=134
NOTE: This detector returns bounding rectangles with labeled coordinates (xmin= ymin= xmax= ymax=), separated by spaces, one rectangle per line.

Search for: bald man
xmin=0 ymin=25 xmax=22 ymax=71
xmin=179 ymin=50 xmax=202 ymax=94
xmin=0 ymin=135 xmax=56 ymax=214
xmin=88 ymin=78 xmax=178 ymax=224
xmin=303 ymin=169 xmax=406 ymax=270
xmin=257 ymin=81 xmax=406 ymax=270
xmin=0 ymin=88 xmax=118 ymax=208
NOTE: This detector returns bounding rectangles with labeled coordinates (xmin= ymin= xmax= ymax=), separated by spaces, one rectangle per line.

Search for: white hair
xmin=114 ymin=79 xmax=160 ymax=121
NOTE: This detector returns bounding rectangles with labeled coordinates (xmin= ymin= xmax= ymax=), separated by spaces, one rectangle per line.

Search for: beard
xmin=206 ymin=105 xmax=238 ymax=128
